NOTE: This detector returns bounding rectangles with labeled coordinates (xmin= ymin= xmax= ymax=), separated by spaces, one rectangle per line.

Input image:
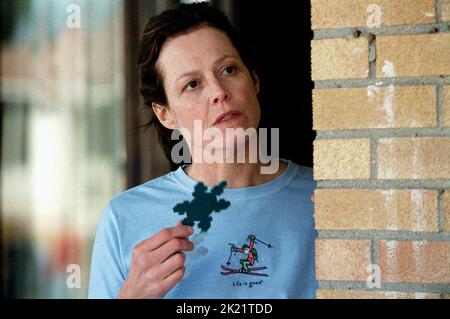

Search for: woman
xmin=88 ymin=3 xmax=317 ymax=299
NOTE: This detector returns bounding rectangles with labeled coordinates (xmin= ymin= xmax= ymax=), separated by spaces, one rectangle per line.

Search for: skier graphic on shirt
xmin=221 ymin=234 xmax=272 ymax=277
xmin=230 ymin=234 xmax=258 ymax=273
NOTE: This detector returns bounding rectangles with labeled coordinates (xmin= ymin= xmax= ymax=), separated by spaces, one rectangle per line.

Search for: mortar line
xmin=314 ymin=77 xmax=450 ymax=89
xmin=368 ymin=33 xmax=377 ymax=79
xmin=316 ymin=180 xmax=450 ymax=190
xmin=372 ymin=239 xmax=379 ymax=268
xmin=437 ymin=84 xmax=444 ymax=128
xmin=438 ymin=189 xmax=445 ymax=232
xmin=370 ymin=137 xmax=378 ymax=180
xmin=315 ymin=127 xmax=450 ymax=138
xmin=318 ymin=280 xmax=450 ymax=293
xmin=436 ymin=0 xmax=443 ymax=24
xmin=313 ymin=24 xmax=450 ymax=39
xmin=317 ymin=230 xmax=450 ymax=241
xmin=370 ymin=239 xmax=379 ymax=288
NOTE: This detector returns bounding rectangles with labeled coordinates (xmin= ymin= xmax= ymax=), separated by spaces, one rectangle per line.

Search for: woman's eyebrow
xmin=175 ymin=71 xmax=198 ymax=85
xmin=174 ymin=54 xmax=236 ymax=84
xmin=213 ymin=54 xmax=235 ymax=65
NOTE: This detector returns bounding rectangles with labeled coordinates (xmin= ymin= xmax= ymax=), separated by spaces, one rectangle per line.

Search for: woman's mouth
xmin=213 ymin=111 xmax=242 ymax=126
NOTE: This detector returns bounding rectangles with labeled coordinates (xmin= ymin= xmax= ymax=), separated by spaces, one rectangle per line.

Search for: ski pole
xmin=255 ymin=238 xmax=272 ymax=248
xmin=227 ymin=243 xmax=235 ymax=265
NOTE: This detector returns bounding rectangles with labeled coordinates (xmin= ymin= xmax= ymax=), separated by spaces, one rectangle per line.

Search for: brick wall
xmin=311 ymin=0 xmax=450 ymax=299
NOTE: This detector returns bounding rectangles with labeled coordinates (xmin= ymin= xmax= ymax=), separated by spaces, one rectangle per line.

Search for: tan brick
xmin=377 ymin=137 xmax=450 ymax=179
xmin=311 ymin=0 xmax=436 ymax=29
xmin=314 ymin=138 xmax=371 ymax=180
xmin=311 ymin=38 xmax=369 ymax=81
xmin=315 ymin=239 xmax=371 ymax=281
xmin=313 ymin=86 xmax=436 ymax=130
xmin=317 ymin=289 xmax=441 ymax=299
xmin=378 ymin=241 xmax=450 ymax=284
xmin=314 ymin=189 xmax=438 ymax=232
xmin=444 ymin=86 xmax=450 ymax=127
xmin=442 ymin=0 xmax=450 ymax=22
xmin=444 ymin=191 xmax=450 ymax=232
xmin=377 ymin=34 xmax=450 ymax=77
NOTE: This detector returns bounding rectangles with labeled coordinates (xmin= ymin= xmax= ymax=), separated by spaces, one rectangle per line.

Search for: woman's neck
xmin=183 ymin=134 xmax=287 ymax=188
xmin=184 ymin=160 xmax=287 ymax=188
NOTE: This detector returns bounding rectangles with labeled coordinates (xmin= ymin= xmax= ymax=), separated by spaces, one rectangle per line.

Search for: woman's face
xmin=154 ymin=26 xmax=261 ymax=152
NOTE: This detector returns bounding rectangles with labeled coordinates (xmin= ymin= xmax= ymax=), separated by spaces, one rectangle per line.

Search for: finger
xmin=151 ymin=224 xmax=194 ymax=251
xmin=157 ymin=251 xmax=186 ymax=278
xmin=176 ymin=220 xmax=187 ymax=227
xmin=135 ymin=222 xmax=194 ymax=253
xmin=160 ymin=265 xmax=185 ymax=295
xmin=155 ymin=237 xmax=194 ymax=264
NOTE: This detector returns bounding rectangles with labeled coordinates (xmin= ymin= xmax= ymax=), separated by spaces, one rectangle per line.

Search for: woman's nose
xmin=210 ymin=80 xmax=229 ymax=104
xmin=213 ymin=93 xmax=228 ymax=104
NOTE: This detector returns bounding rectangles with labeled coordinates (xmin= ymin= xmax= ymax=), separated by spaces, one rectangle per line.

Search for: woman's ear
xmin=152 ymin=103 xmax=177 ymax=130
xmin=251 ymin=70 xmax=260 ymax=95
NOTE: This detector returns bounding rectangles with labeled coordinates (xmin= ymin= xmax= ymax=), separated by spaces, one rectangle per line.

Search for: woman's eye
xmin=223 ymin=66 xmax=236 ymax=75
xmin=184 ymin=80 xmax=199 ymax=91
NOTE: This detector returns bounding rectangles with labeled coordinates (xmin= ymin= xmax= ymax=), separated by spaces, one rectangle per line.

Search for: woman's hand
xmin=117 ymin=221 xmax=194 ymax=299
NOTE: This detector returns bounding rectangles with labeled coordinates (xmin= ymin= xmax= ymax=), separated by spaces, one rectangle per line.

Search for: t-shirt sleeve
xmin=88 ymin=204 xmax=126 ymax=299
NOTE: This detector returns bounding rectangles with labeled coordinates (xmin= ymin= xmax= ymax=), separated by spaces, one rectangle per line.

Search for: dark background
xmin=234 ymin=0 xmax=314 ymax=167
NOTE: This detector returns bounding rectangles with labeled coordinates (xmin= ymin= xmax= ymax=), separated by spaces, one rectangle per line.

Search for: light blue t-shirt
xmin=88 ymin=158 xmax=318 ymax=299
